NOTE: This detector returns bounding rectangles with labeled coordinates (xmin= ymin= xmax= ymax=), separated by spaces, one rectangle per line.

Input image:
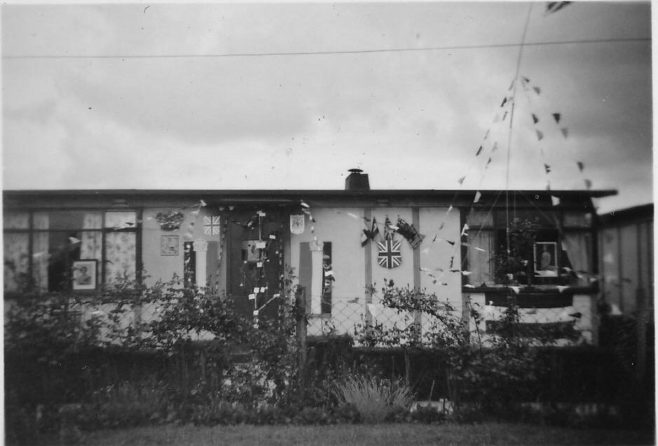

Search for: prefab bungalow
xmin=3 ymin=171 xmax=614 ymax=346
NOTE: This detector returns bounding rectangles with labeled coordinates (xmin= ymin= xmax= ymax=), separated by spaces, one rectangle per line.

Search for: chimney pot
xmin=345 ymin=168 xmax=370 ymax=191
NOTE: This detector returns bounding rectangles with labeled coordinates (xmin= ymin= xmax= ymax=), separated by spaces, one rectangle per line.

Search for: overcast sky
xmin=2 ymin=1 xmax=652 ymax=213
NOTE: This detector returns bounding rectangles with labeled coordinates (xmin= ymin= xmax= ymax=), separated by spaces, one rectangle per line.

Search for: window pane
xmin=495 ymin=210 xmax=558 ymax=228
xmin=563 ymin=212 xmax=592 ymax=228
xmin=105 ymin=212 xmax=136 ymax=230
xmin=466 ymin=210 xmax=493 ymax=227
xmin=4 ymin=233 xmax=29 ymax=292
xmin=4 ymin=211 xmax=29 ymax=229
xmin=106 ymin=232 xmax=136 ymax=282
xmin=32 ymin=232 xmax=49 ymax=291
xmin=467 ymin=231 xmax=494 ymax=286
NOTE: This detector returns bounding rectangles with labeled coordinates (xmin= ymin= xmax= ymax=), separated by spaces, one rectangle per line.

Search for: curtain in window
xmin=468 ymin=231 xmax=494 ymax=286
xmin=105 ymin=232 xmax=136 ymax=283
xmin=81 ymin=213 xmax=102 ymax=261
xmin=4 ymin=212 xmax=29 ymax=229
xmin=562 ymin=232 xmax=591 ymax=286
xmin=32 ymin=212 xmax=50 ymax=291
xmin=4 ymin=233 xmax=29 ymax=292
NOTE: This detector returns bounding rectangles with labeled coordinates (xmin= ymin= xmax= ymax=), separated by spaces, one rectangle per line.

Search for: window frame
xmin=463 ymin=207 xmax=597 ymax=291
xmin=3 ymin=208 xmax=142 ymax=296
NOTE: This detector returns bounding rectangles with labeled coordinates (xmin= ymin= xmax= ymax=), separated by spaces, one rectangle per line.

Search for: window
xmin=3 ymin=210 xmax=138 ymax=293
xmin=464 ymin=208 xmax=593 ymax=288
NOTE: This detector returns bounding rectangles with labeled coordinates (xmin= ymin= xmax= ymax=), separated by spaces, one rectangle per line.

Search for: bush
xmin=332 ymin=375 xmax=413 ymax=423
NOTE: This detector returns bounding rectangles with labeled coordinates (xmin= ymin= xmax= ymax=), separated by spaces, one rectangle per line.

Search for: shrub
xmin=332 ymin=375 xmax=413 ymax=423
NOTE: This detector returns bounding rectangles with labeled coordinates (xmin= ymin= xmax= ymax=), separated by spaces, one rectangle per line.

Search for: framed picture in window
xmin=72 ymin=259 xmax=98 ymax=290
xmin=534 ymin=242 xmax=558 ymax=277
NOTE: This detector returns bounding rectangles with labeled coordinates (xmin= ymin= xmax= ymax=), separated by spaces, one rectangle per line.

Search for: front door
xmin=227 ymin=209 xmax=285 ymax=323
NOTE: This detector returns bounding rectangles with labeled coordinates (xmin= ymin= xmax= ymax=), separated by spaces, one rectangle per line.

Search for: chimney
xmin=345 ymin=168 xmax=370 ymax=191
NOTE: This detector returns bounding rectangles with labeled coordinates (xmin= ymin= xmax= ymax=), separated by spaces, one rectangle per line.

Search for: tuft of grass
xmin=332 ymin=375 xmax=413 ymax=423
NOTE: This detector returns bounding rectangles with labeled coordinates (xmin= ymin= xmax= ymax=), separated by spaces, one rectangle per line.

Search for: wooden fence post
xmin=296 ymin=286 xmax=308 ymax=404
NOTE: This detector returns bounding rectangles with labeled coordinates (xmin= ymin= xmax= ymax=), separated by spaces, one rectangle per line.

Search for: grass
xmin=69 ymin=422 xmax=655 ymax=446
xmin=332 ymin=375 xmax=414 ymax=423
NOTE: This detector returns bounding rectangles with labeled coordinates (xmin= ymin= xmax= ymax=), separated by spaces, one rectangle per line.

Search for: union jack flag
xmin=377 ymin=238 xmax=401 ymax=269
xmin=203 ymin=216 xmax=221 ymax=235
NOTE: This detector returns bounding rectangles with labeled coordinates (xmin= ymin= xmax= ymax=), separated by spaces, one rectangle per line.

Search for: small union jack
xmin=203 ymin=216 xmax=220 ymax=236
xmin=377 ymin=238 xmax=401 ymax=269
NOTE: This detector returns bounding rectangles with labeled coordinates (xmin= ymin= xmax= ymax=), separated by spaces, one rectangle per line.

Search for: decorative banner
xmin=552 ymin=113 xmax=561 ymax=123
xmin=544 ymin=164 xmax=551 ymax=174
xmin=377 ymin=238 xmax=402 ymax=269
xmin=290 ymin=214 xmax=305 ymax=234
xmin=532 ymin=114 xmax=539 ymax=124
xmin=203 ymin=216 xmax=221 ymax=236
xmin=396 ymin=217 xmax=424 ymax=249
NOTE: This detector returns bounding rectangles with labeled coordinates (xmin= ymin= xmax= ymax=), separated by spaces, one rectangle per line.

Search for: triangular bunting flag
xmin=560 ymin=127 xmax=568 ymax=138
xmin=546 ymin=2 xmax=571 ymax=15
xmin=458 ymin=176 xmax=466 ymax=185
xmin=484 ymin=130 xmax=490 ymax=140
xmin=552 ymin=113 xmax=561 ymax=123
xmin=551 ymin=195 xmax=561 ymax=206
xmin=533 ymin=86 xmax=541 ymax=95
xmin=584 ymin=179 xmax=592 ymax=189
xmin=501 ymin=97 xmax=507 ymax=107
xmin=476 ymin=146 xmax=483 ymax=156
xmin=486 ymin=157 xmax=492 ymax=168
xmin=474 ymin=191 xmax=482 ymax=203
xmin=544 ymin=164 xmax=551 ymax=174
xmin=508 ymin=80 xmax=515 ymax=90
xmin=510 ymin=286 xmax=520 ymax=294
xmin=461 ymin=223 xmax=469 ymax=237
xmin=557 ymin=286 xmax=570 ymax=293
xmin=536 ymin=129 xmax=544 ymax=141
xmin=532 ymin=114 xmax=539 ymax=124
xmin=577 ymin=161 xmax=584 ymax=172
xmin=522 ymin=76 xmax=530 ymax=84
xmin=502 ymin=111 xmax=508 ymax=121
xmin=492 ymin=142 xmax=498 ymax=152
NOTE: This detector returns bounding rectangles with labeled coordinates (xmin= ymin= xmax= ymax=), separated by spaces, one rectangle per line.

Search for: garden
xmin=4 ymin=273 xmax=654 ymax=445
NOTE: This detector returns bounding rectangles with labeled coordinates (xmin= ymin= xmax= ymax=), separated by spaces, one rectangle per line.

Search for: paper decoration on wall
xmin=156 ymin=211 xmax=184 ymax=231
xmin=241 ymin=240 xmax=261 ymax=262
xmin=290 ymin=214 xmax=305 ymax=234
xmin=361 ymin=217 xmax=380 ymax=247
xmin=377 ymin=238 xmax=402 ymax=269
xmin=203 ymin=216 xmax=220 ymax=236
xmin=396 ymin=217 xmax=424 ymax=249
